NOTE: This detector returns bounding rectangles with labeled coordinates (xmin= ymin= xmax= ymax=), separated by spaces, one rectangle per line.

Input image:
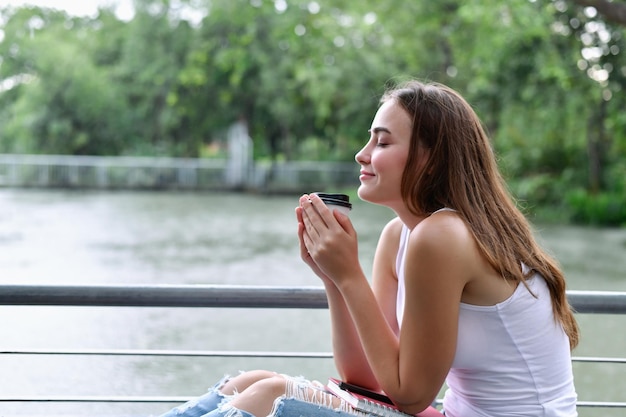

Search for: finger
xmin=295 ymin=206 xmax=304 ymax=225
xmin=307 ymin=194 xmax=338 ymax=228
xmin=332 ymin=208 xmax=356 ymax=236
xmin=301 ymin=202 xmax=321 ymax=238
xmin=298 ymin=218 xmax=316 ymax=253
xmin=298 ymin=194 xmax=310 ymax=207
xmin=297 ymin=222 xmax=309 ymax=255
xmin=301 ymin=226 xmax=314 ymax=252
xmin=296 ymin=207 xmax=311 ymax=247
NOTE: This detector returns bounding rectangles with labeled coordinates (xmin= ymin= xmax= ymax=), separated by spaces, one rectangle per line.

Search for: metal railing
xmin=1 ymin=284 xmax=625 ymax=411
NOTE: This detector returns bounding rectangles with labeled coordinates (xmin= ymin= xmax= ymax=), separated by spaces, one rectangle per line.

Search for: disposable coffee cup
xmin=314 ymin=192 xmax=352 ymax=216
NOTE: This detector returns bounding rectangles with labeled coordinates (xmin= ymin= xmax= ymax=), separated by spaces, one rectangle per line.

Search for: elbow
xmin=396 ymin=399 xmax=437 ymax=416
xmin=390 ymin=387 xmax=439 ymax=415
xmin=389 ymin=365 xmax=449 ymax=414
xmin=335 ymin=363 xmax=380 ymax=391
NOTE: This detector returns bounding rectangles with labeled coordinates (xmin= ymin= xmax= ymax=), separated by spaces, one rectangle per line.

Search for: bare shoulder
xmin=371 ymin=217 xmax=404 ymax=278
xmin=407 ymin=210 xmax=512 ymax=305
xmin=405 ymin=210 xmax=478 ymax=287
xmin=379 ymin=216 xmax=405 ymax=244
xmin=411 ymin=210 xmax=474 ymax=251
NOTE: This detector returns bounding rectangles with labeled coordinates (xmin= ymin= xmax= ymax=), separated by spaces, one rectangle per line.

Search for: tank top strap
xmin=431 ymin=207 xmax=456 ymax=215
xmin=395 ymin=224 xmax=411 ymax=327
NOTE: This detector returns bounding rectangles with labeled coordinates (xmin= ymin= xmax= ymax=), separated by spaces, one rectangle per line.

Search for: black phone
xmin=338 ymin=380 xmax=395 ymax=405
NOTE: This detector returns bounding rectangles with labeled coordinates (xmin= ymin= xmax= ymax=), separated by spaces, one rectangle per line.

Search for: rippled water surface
xmin=0 ymin=189 xmax=624 ymax=416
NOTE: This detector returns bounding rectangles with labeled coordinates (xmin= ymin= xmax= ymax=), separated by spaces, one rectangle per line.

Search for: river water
xmin=0 ymin=189 xmax=624 ymax=416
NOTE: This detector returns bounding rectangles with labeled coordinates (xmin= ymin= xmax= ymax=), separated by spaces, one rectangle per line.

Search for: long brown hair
xmin=383 ymin=80 xmax=579 ymax=349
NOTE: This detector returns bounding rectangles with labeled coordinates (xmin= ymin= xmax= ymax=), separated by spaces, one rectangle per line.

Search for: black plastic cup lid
xmin=314 ymin=192 xmax=352 ymax=209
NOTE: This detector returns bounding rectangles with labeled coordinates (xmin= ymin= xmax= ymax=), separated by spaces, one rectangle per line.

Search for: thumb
xmin=333 ymin=209 xmax=356 ymax=235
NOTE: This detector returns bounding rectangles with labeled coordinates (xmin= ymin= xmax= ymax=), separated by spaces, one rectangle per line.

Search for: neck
xmin=393 ymin=207 xmax=427 ymax=231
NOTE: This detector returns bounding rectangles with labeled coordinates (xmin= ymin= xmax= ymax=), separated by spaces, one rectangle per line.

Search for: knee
xmin=244 ymin=370 xmax=278 ymax=381
xmin=248 ymin=375 xmax=288 ymax=398
xmin=220 ymin=370 xmax=278 ymax=395
xmin=229 ymin=376 xmax=288 ymax=417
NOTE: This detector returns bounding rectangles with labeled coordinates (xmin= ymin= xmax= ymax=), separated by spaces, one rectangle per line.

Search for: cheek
xmin=371 ymin=155 xmax=407 ymax=188
xmin=372 ymin=152 xmax=407 ymax=174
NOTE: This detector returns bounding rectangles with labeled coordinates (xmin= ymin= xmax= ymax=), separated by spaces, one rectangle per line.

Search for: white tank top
xmin=395 ymin=221 xmax=578 ymax=417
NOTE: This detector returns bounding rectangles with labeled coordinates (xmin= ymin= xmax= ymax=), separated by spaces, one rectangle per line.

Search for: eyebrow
xmin=368 ymin=127 xmax=392 ymax=134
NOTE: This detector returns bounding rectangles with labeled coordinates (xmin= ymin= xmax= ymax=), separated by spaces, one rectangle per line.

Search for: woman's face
xmin=355 ymin=99 xmax=413 ymax=209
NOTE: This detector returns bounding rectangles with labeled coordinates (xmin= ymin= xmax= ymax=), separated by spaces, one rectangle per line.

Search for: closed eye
xmin=368 ymin=127 xmax=392 ymax=148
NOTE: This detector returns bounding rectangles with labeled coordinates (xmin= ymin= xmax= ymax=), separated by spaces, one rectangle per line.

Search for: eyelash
xmin=368 ymin=133 xmax=389 ymax=148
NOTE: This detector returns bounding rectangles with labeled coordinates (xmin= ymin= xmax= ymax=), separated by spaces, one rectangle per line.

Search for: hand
xmin=296 ymin=203 xmax=331 ymax=283
xmin=297 ymin=193 xmax=361 ymax=284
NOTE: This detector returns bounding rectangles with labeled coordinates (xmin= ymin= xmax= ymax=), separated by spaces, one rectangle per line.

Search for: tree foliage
xmin=0 ymin=0 xmax=624 ymax=224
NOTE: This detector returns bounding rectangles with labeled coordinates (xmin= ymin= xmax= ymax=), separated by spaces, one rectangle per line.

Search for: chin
xmin=356 ymin=186 xmax=378 ymax=205
xmin=358 ymin=186 xmax=401 ymax=209
xmin=356 ymin=186 xmax=368 ymax=201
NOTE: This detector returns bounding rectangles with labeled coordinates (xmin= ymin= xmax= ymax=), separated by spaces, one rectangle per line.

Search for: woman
xmin=159 ymin=80 xmax=579 ymax=417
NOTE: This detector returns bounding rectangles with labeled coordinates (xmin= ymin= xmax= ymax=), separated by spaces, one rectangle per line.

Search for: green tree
xmin=1 ymin=0 xmax=625 ymax=224
xmin=0 ymin=7 xmax=129 ymax=154
xmin=114 ymin=0 xmax=196 ymax=156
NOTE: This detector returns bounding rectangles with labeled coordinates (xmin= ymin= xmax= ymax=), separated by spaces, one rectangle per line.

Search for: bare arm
xmin=301 ymin=195 xmax=469 ymax=414
xmin=297 ymin=195 xmax=405 ymax=390
xmin=329 ymin=217 xmax=405 ymax=388
xmin=340 ymin=215 xmax=468 ymax=413
xmin=296 ymin=201 xmax=375 ymax=384
xmin=324 ymin=281 xmax=377 ymax=384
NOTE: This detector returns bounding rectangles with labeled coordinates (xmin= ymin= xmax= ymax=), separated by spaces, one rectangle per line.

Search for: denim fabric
xmin=199 ymin=403 xmax=256 ymax=417
xmin=195 ymin=397 xmax=443 ymax=417
xmin=191 ymin=397 xmax=350 ymax=417
xmin=158 ymin=378 xmax=357 ymax=417
xmin=158 ymin=377 xmax=228 ymax=417
xmin=158 ymin=375 xmax=443 ymax=417
xmin=273 ymin=397 xmax=355 ymax=417
xmin=274 ymin=397 xmax=444 ymax=417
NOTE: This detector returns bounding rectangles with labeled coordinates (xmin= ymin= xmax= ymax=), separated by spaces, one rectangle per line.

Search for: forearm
xmin=324 ymin=281 xmax=378 ymax=387
xmin=337 ymin=273 xmax=452 ymax=414
xmin=335 ymin=277 xmax=404 ymax=397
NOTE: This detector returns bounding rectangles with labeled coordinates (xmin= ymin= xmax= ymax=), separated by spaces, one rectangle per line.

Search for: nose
xmin=355 ymin=144 xmax=370 ymax=165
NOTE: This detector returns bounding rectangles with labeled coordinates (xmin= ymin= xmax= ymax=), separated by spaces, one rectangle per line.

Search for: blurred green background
xmin=0 ymin=0 xmax=625 ymax=225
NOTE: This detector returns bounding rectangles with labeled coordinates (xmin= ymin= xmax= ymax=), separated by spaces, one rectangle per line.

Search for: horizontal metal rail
xmin=2 ymin=284 xmax=626 ymax=313
xmin=4 ymin=396 xmax=624 ymax=408
xmin=0 ymin=348 xmax=333 ymax=359
xmin=4 ymin=349 xmax=624 ymax=363
xmin=1 ymin=395 xmax=196 ymax=404
xmin=1 ymin=284 xmax=625 ymax=410
xmin=0 ymin=284 xmax=328 ymax=309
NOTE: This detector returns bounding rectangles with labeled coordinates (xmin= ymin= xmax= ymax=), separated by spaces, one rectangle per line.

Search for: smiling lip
xmin=359 ymin=170 xmax=375 ymax=181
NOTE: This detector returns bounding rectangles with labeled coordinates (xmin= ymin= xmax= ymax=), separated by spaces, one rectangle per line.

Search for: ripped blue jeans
xmin=157 ymin=374 xmax=369 ymax=417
